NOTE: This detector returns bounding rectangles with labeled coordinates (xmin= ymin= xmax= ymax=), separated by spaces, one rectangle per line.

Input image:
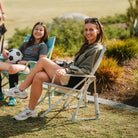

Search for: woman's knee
xmin=8 ymin=66 xmax=18 ymax=74
xmin=38 ymin=57 xmax=50 ymax=65
xmin=33 ymin=72 xmax=47 ymax=83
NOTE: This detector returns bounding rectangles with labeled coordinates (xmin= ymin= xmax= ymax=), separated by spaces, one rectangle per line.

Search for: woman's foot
xmin=14 ymin=107 xmax=38 ymax=120
xmin=8 ymin=97 xmax=16 ymax=106
xmin=4 ymin=86 xmax=27 ymax=99
xmin=0 ymin=92 xmax=4 ymax=100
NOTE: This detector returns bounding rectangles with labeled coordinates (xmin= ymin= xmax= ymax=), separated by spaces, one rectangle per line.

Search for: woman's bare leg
xmin=0 ymin=62 xmax=30 ymax=74
xmin=8 ymin=64 xmax=30 ymax=74
xmin=0 ymin=62 xmax=14 ymax=71
xmin=28 ymin=72 xmax=50 ymax=110
xmin=19 ymin=57 xmax=61 ymax=91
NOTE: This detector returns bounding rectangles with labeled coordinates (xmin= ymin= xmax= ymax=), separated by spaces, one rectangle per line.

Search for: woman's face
xmin=84 ymin=23 xmax=99 ymax=44
xmin=33 ymin=24 xmax=45 ymax=42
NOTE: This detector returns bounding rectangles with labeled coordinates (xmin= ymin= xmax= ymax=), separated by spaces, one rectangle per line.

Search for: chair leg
xmin=68 ymin=89 xmax=87 ymax=120
xmin=94 ymin=93 xmax=99 ymax=119
xmin=63 ymin=91 xmax=87 ymax=109
xmin=40 ymin=89 xmax=73 ymax=117
xmin=62 ymin=95 xmax=70 ymax=108
xmin=69 ymin=80 xmax=99 ymax=121
xmin=48 ymin=92 xmax=51 ymax=108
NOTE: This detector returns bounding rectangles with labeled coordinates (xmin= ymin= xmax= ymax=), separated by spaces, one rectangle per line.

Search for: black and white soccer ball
xmin=8 ymin=49 xmax=22 ymax=64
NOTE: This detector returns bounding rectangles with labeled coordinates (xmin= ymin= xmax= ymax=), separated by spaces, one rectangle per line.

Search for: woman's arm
xmin=2 ymin=49 xmax=9 ymax=60
xmin=39 ymin=55 xmax=47 ymax=59
xmin=38 ymin=43 xmax=48 ymax=59
xmin=17 ymin=60 xmax=28 ymax=65
xmin=0 ymin=0 xmax=6 ymax=20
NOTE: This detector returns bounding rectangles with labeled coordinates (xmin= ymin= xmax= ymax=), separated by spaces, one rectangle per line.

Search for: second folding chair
xmin=37 ymin=46 xmax=106 ymax=121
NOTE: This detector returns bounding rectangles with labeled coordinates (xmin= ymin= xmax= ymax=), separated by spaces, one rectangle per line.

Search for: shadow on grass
xmin=123 ymin=91 xmax=138 ymax=107
xmin=0 ymin=100 xmax=8 ymax=107
xmin=0 ymin=109 xmax=78 ymax=137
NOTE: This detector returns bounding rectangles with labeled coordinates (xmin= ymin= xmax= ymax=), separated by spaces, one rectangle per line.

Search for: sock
xmin=9 ymin=73 xmax=18 ymax=101
xmin=9 ymin=73 xmax=18 ymax=88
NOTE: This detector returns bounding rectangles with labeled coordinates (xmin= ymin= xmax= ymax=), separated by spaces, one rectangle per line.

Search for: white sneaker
xmin=4 ymin=86 xmax=27 ymax=99
xmin=14 ymin=107 xmax=38 ymax=121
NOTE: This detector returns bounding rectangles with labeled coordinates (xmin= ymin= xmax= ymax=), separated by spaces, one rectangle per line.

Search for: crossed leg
xmin=19 ymin=57 xmax=62 ymax=91
xmin=19 ymin=57 xmax=62 ymax=110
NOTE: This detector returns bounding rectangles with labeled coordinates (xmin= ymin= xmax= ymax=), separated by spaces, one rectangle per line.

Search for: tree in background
xmin=127 ymin=0 xmax=138 ymax=36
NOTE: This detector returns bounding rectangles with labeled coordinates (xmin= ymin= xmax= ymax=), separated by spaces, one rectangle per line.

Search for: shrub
xmin=8 ymin=16 xmax=134 ymax=58
xmin=103 ymin=25 xmax=130 ymax=40
xmin=96 ymin=57 xmax=123 ymax=91
xmin=105 ymin=38 xmax=138 ymax=63
xmin=8 ymin=28 xmax=31 ymax=50
xmin=48 ymin=18 xmax=84 ymax=57
xmin=100 ymin=14 xmax=127 ymax=25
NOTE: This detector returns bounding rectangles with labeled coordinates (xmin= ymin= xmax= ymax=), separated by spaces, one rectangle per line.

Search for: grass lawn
xmin=0 ymin=91 xmax=138 ymax=138
xmin=1 ymin=1 xmax=137 ymax=137
xmin=3 ymin=0 xmax=129 ymax=39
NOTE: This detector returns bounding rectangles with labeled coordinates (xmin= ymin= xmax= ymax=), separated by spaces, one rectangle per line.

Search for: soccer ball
xmin=8 ymin=49 xmax=22 ymax=64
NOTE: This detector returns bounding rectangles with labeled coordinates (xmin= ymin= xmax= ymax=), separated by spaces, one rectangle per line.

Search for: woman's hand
xmin=56 ymin=68 xmax=67 ymax=77
xmin=17 ymin=60 xmax=28 ymax=65
xmin=2 ymin=49 xmax=9 ymax=60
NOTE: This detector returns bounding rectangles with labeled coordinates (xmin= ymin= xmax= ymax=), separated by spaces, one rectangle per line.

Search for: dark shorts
xmin=66 ymin=76 xmax=84 ymax=90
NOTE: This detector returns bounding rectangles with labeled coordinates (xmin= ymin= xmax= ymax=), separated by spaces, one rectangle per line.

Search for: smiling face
xmin=84 ymin=23 xmax=100 ymax=44
xmin=33 ymin=24 xmax=45 ymax=43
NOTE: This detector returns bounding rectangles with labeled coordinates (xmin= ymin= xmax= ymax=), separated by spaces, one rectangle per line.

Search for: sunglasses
xmin=85 ymin=18 xmax=102 ymax=31
xmin=85 ymin=18 xmax=100 ymax=25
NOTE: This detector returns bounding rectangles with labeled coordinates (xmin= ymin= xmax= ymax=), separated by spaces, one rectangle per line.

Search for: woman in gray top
xmin=4 ymin=18 xmax=105 ymax=120
xmin=0 ymin=22 xmax=49 ymax=105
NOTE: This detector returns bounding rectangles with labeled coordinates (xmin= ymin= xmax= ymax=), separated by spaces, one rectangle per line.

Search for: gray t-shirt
xmin=19 ymin=42 xmax=48 ymax=61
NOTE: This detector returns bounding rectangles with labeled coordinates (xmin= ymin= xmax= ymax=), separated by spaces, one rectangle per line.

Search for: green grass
xmin=4 ymin=0 xmax=129 ymax=39
xmin=0 ymin=93 xmax=138 ymax=138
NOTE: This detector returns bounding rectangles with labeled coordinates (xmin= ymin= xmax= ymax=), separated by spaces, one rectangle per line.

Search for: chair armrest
xmin=51 ymin=73 xmax=95 ymax=84
xmin=64 ymin=74 xmax=95 ymax=78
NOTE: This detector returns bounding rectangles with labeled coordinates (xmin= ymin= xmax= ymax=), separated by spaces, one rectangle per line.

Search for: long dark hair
xmin=75 ymin=18 xmax=105 ymax=57
xmin=23 ymin=22 xmax=49 ymax=52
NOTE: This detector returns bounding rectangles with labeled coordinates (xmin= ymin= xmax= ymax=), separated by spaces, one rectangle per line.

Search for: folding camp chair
xmin=0 ymin=35 xmax=56 ymax=98
xmin=37 ymin=46 xmax=106 ymax=121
